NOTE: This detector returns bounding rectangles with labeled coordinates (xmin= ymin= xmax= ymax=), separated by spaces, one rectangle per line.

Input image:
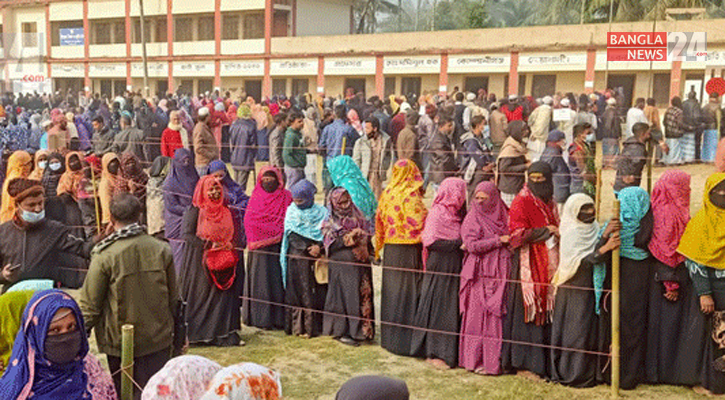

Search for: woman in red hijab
xmin=180 ymin=175 xmax=244 ymax=346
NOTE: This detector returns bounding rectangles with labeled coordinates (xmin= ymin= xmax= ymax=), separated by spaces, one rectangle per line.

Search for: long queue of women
xmin=0 ymin=106 xmax=725 ymax=398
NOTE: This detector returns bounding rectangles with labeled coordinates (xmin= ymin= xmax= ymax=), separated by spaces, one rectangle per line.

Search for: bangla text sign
xmin=607 ymin=32 xmax=706 ymax=62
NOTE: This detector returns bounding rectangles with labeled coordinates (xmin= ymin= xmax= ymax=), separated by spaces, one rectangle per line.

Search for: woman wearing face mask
xmin=0 ymin=289 xmax=117 ymax=400
xmin=0 ymin=150 xmax=33 ymax=223
xmin=181 ymin=175 xmax=243 ymax=346
xmin=550 ymin=194 xmax=620 ymax=387
xmin=206 ymin=160 xmax=249 ymax=264
xmin=496 ymin=121 xmax=531 ymax=208
xmin=327 ymin=155 xmax=378 ymax=221
xmin=28 ymin=150 xmax=49 ymax=181
xmin=596 ymin=186 xmax=653 ymax=390
xmin=280 ymin=179 xmax=328 ymax=338
xmin=646 ymin=170 xmax=700 ymax=386
xmin=567 ymin=123 xmax=597 ymax=199
xmin=502 ymin=161 xmax=559 ymax=380
xmin=677 ymin=173 xmax=725 ymax=396
xmin=99 ymin=153 xmax=120 ymax=227
xmin=374 ymin=159 xmax=427 ymax=357
xmin=322 ymin=187 xmax=375 ymax=346
xmin=40 ymin=152 xmax=65 ymax=198
xmin=56 ymin=152 xmax=85 ymax=200
xmin=243 ymin=167 xmax=292 ymax=330
xmin=411 ymin=177 xmax=467 ymax=369
xmin=458 ymin=181 xmax=511 ymax=375
xmin=164 ymin=149 xmax=199 ymax=274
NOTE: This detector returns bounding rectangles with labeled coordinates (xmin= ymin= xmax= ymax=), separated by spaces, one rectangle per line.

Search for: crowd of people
xmin=0 ymin=85 xmax=724 ymax=399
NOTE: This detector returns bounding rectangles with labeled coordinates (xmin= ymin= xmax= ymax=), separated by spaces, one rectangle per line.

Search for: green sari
xmin=0 ymin=290 xmax=35 ymax=374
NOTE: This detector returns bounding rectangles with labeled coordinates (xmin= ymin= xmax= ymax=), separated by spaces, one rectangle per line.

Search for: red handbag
xmin=203 ymin=247 xmax=238 ymax=290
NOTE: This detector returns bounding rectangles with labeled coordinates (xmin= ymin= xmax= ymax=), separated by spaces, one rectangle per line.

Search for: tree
xmin=354 ymin=0 xmax=404 ymax=33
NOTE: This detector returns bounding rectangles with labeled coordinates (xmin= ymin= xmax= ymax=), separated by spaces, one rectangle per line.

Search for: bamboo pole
xmin=89 ymin=163 xmax=101 ymax=235
xmin=646 ymin=141 xmax=653 ymax=194
xmin=611 ymin=199 xmax=621 ymax=399
xmin=595 ymin=169 xmax=602 ymax=219
xmin=341 ymin=136 xmax=347 ymax=155
xmin=121 ymin=325 xmax=134 ymax=400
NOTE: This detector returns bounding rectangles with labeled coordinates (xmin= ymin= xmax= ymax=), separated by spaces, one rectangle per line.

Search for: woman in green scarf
xmin=0 ymin=290 xmax=35 ymax=373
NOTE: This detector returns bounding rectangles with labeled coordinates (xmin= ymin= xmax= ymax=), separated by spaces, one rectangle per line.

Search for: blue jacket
xmin=230 ymin=118 xmax=257 ymax=170
xmin=540 ymin=144 xmax=571 ymax=204
xmin=319 ymin=119 xmax=358 ymax=160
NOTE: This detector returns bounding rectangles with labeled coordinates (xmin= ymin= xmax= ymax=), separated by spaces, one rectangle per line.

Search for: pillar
xmin=375 ymin=55 xmax=384 ymax=98
xmin=670 ymin=60 xmax=682 ymax=100
xmin=167 ymin=0 xmax=174 ymax=91
xmin=83 ymin=0 xmax=91 ymax=94
xmin=439 ymin=53 xmax=448 ymax=97
xmin=316 ymin=56 xmax=324 ymax=95
xmin=585 ymin=48 xmax=596 ymax=94
xmin=508 ymin=51 xmax=519 ymax=96
xmin=125 ymin=0 xmax=132 ymax=90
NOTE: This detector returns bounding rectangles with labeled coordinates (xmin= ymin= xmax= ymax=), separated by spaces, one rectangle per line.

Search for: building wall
xmin=296 ymin=0 xmax=351 ymax=36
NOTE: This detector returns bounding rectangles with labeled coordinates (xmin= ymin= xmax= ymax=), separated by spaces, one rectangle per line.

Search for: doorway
xmin=245 ymin=79 xmax=262 ymax=102
xmin=607 ymin=74 xmax=636 ymax=109
xmin=400 ymin=77 xmax=421 ymax=98
xmin=157 ymin=80 xmax=169 ymax=96
xmin=344 ymin=78 xmax=366 ymax=98
xmin=531 ymin=75 xmax=557 ymax=99
xmin=464 ymin=76 xmax=489 ymax=94
xmin=273 ymin=10 xmax=289 ymax=37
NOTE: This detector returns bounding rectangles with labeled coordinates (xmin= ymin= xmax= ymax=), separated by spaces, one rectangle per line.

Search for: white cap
xmin=198 ymin=107 xmax=210 ymax=117
xmin=466 ymin=92 xmax=476 ymax=101
xmin=542 ymin=96 xmax=553 ymax=105
xmin=508 ymin=94 xmax=518 ymax=101
xmin=560 ymin=98 xmax=570 ymax=107
xmin=399 ymin=102 xmax=412 ymax=112
xmin=606 ymin=98 xmax=617 ymax=105
xmin=41 ymin=120 xmax=52 ymax=128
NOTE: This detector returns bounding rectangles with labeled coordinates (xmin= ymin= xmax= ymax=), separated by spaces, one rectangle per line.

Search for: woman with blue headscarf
xmin=598 ymin=186 xmax=653 ymax=390
xmin=281 ymin=179 xmax=328 ymax=337
xmin=0 ymin=289 xmax=117 ymax=400
xmin=326 ymin=155 xmax=377 ymax=221
xmin=164 ymin=148 xmax=199 ymax=273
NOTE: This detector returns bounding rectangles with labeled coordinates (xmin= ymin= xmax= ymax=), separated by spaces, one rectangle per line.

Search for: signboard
xmin=220 ymin=60 xmax=264 ymax=77
xmin=89 ymin=63 xmax=126 ymax=78
xmin=607 ymin=32 xmax=706 ymax=62
xmin=173 ymin=62 xmax=215 ymax=77
xmin=51 ymin=63 xmax=84 ymax=77
xmin=59 ymin=28 xmax=85 ymax=46
xmin=324 ymin=58 xmax=376 ymax=76
xmin=518 ymin=52 xmax=587 ymax=71
xmin=384 ymin=56 xmax=440 ymax=74
xmin=270 ymin=59 xmax=317 ymax=76
xmin=447 ymin=54 xmax=510 ymax=73
xmin=553 ymin=108 xmax=572 ymax=122
xmin=131 ymin=62 xmax=167 ymax=78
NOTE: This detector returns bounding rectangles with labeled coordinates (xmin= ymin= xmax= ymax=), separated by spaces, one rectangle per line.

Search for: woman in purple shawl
xmin=163 ymin=148 xmax=199 ymax=273
xmin=458 ymin=181 xmax=511 ymax=375
xmin=321 ymin=187 xmax=375 ymax=346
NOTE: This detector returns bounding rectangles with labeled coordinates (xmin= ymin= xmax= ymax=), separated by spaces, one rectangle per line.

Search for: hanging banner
xmin=59 ymin=28 xmax=85 ymax=46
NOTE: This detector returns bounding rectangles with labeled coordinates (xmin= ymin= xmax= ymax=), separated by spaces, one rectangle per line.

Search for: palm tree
xmin=354 ymin=0 xmax=403 ymax=33
xmin=484 ymin=0 xmax=542 ymax=27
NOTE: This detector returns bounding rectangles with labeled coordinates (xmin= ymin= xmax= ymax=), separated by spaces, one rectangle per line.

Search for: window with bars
xmin=175 ymin=17 xmax=193 ymax=42
xmin=292 ymin=79 xmax=309 ymax=97
xmin=22 ymin=22 xmax=37 ymax=48
xmin=92 ymin=19 xmax=125 ymax=44
xmin=197 ymin=15 xmax=214 ymax=41
xmin=155 ymin=18 xmax=167 ymax=43
xmin=272 ymin=79 xmax=287 ymax=97
xmin=94 ymin=22 xmax=111 ymax=44
xmin=243 ymin=13 xmax=264 ymax=39
xmin=133 ymin=19 xmax=152 ymax=44
xmin=51 ymin=20 xmax=83 ymax=46
xmin=222 ymin=15 xmax=240 ymax=40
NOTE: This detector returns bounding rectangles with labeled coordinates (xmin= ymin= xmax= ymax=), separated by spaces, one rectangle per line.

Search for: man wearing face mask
xmin=353 ymin=116 xmax=393 ymax=197
xmin=568 ymin=123 xmax=597 ymax=199
xmin=0 ymin=178 xmax=94 ymax=291
xmin=614 ymin=122 xmax=668 ymax=193
xmin=81 ymin=193 xmax=179 ymax=400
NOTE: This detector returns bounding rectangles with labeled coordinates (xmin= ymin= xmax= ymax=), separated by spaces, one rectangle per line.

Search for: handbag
xmin=314 ymin=257 xmax=329 ymax=285
xmin=203 ymin=247 xmax=238 ymax=290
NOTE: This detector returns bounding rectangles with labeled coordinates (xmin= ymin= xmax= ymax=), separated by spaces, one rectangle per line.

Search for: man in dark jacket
xmin=91 ymin=116 xmax=114 ymax=156
xmin=682 ymin=90 xmax=703 ymax=162
xmin=268 ymin=112 xmax=288 ymax=170
xmin=614 ymin=122 xmax=667 ymax=193
xmin=81 ymin=193 xmax=178 ymax=400
xmin=229 ymin=104 xmax=257 ymax=189
xmin=136 ymin=103 xmax=165 ymax=163
xmin=0 ymin=178 xmax=94 ymax=291
xmin=453 ymin=92 xmax=467 ymax=151
xmin=428 ymin=115 xmax=458 ymax=190
xmin=460 ymin=115 xmax=494 ymax=199
xmin=540 ymin=130 xmax=570 ymax=213
xmin=112 ymin=113 xmax=146 ymax=163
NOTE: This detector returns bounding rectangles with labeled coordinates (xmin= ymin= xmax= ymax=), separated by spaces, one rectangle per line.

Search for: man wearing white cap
xmin=462 ymin=92 xmax=489 ymax=132
xmin=192 ymin=106 xmax=219 ymax=175
xmin=600 ymin=97 xmax=622 ymax=168
xmin=502 ymin=95 xmax=524 ymax=122
xmin=527 ymin=95 xmax=553 ymax=161
xmin=555 ymin=98 xmax=577 ymax=150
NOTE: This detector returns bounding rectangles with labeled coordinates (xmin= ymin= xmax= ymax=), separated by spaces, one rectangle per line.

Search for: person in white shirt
xmin=625 ymin=97 xmax=648 ymax=139
xmin=556 ymin=98 xmax=577 ymax=148
xmin=527 ymin=95 xmax=553 ymax=161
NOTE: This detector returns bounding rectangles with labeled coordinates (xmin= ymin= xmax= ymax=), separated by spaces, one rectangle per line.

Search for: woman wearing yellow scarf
xmin=677 ymin=172 xmax=725 ymax=396
xmin=374 ymin=159 xmax=428 ymax=357
xmin=0 ymin=151 xmax=33 ymax=223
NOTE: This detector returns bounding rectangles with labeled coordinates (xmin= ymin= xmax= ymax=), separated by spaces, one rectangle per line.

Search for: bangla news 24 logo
xmin=607 ymin=32 xmax=707 ymax=62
